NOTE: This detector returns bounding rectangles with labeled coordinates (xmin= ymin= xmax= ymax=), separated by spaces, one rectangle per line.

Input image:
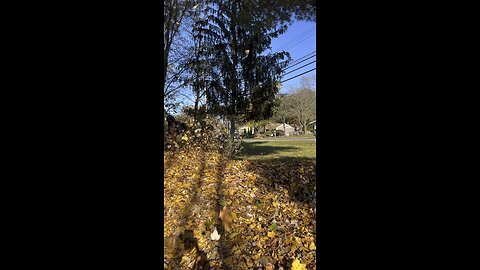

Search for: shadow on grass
xmin=237 ymin=141 xmax=299 ymax=159
xmin=246 ymin=156 xmax=316 ymax=207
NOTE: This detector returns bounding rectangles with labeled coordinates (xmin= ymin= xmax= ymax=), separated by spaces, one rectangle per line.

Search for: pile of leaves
xmin=164 ymin=115 xmax=243 ymax=157
xmin=164 ymin=147 xmax=316 ymax=270
xmin=164 ymin=115 xmax=228 ymax=152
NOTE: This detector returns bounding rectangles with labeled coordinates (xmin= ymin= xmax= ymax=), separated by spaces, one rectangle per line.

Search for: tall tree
xmin=273 ymin=93 xmax=294 ymax=131
xmin=281 ymin=0 xmax=316 ymax=22
xmin=164 ymin=0 xmax=199 ymax=112
xmin=164 ymin=0 xmax=316 ymax=117
xmin=276 ymin=76 xmax=316 ymax=134
xmin=192 ymin=0 xmax=297 ymax=134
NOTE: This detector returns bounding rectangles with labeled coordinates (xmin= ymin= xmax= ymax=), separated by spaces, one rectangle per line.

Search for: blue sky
xmin=270 ymin=20 xmax=316 ymax=94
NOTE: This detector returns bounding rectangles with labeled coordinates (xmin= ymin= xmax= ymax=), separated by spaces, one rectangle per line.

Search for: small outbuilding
xmin=308 ymin=120 xmax=316 ymax=136
xmin=266 ymin=123 xmax=295 ymax=136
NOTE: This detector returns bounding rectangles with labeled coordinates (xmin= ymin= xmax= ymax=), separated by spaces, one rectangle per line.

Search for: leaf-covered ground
xmin=164 ymin=146 xmax=316 ymax=270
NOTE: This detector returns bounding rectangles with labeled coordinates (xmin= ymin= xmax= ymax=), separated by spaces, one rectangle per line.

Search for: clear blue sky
xmin=269 ymin=20 xmax=316 ymax=94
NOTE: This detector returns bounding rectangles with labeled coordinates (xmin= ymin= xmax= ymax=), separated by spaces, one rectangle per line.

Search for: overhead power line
xmin=285 ymin=54 xmax=316 ymax=70
xmin=272 ymin=26 xmax=316 ymax=53
xmin=280 ymin=32 xmax=316 ymax=52
xmin=281 ymin=67 xmax=316 ymax=83
xmin=288 ymin=50 xmax=316 ymax=66
xmin=283 ymin=60 xmax=316 ymax=76
xmin=273 ymin=26 xmax=315 ymax=51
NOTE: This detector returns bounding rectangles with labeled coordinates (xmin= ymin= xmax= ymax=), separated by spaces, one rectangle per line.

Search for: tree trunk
xmin=194 ymin=97 xmax=199 ymax=122
xmin=229 ymin=0 xmax=238 ymax=137
xmin=230 ymin=118 xmax=236 ymax=135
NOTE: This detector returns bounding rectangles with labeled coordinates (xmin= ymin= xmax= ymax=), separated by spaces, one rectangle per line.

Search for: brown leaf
xmin=219 ymin=205 xmax=231 ymax=232
xmin=266 ymin=262 xmax=275 ymax=270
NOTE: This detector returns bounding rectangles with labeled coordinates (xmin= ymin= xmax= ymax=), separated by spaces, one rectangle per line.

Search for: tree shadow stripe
xmin=167 ymin=150 xmax=208 ymax=269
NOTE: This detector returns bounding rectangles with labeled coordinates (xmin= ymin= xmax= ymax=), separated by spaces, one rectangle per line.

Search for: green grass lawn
xmin=289 ymin=133 xmax=315 ymax=138
xmin=237 ymin=139 xmax=316 ymax=160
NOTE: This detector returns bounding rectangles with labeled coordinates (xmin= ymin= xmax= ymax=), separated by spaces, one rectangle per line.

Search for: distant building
xmin=308 ymin=120 xmax=316 ymax=130
xmin=239 ymin=125 xmax=255 ymax=135
xmin=308 ymin=120 xmax=316 ymax=136
xmin=265 ymin=123 xmax=295 ymax=136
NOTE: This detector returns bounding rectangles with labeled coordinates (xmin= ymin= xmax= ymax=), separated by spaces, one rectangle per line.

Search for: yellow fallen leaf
xmin=267 ymin=231 xmax=275 ymax=238
xmin=291 ymin=258 xmax=307 ymax=270
xmin=295 ymin=237 xmax=302 ymax=245
xmin=309 ymin=242 xmax=316 ymax=250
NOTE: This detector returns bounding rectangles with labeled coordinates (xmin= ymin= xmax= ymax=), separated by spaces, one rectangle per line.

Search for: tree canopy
xmin=274 ymin=76 xmax=316 ymax=133
xmin=164 ymin=0 xmax=316 ymax=132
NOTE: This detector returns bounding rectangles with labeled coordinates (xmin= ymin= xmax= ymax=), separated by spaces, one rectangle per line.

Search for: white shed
xmin=266 ymin=123 xmax=295 ymax=136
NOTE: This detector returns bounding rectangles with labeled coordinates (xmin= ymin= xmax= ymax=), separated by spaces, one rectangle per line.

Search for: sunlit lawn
xmin=238 ymin=139 xmax=316 ymax=160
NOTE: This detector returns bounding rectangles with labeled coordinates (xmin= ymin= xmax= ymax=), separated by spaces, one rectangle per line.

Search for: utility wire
xmin=274 ymin=32 xmax=316 ymax=54
xmin=272 ymin=26 xmax=315 ymax=53
xmin=284 ymin=54 xmax=316 ymax=70
xmin=281 ymin=68 xmax=316 ymax=83
xmin=280 ymin=32 xmax=316 ymax=52
xmin=283 ymin=60 xmax=316 ymax=76
xmin=275 ymin=26 xmax=315 ymax=52
xmin=274 ymin=26 xmax=315 ymax=51
xmin=287 ymin=50 xmax=316 ymax=66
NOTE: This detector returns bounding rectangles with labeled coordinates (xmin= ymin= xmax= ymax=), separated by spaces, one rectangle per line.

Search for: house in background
xmin=308 ymin=120 xmax=316 ymax=136
xmin=239 ymin=122 xmax=296 ymax=136
xmin=238 ymin=125 xmax=255 ymax=135
xmin=265 ymin=123 xmax=295 ymax=136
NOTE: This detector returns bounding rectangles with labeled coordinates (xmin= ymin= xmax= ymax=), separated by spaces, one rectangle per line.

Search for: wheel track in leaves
xmin=165 ymin=149 xmax=210 ymax=269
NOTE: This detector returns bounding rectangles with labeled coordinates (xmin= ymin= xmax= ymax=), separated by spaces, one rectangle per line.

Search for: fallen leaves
xmin=269 ymin=222 xmax=278 ymax=232
xmin=292 ymin=258 xmax=307 ymax=270
xmin=164 ymin=146 xmax=316 ymax=270
xmin=219 ymin=205 xmax=231 ymax=232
